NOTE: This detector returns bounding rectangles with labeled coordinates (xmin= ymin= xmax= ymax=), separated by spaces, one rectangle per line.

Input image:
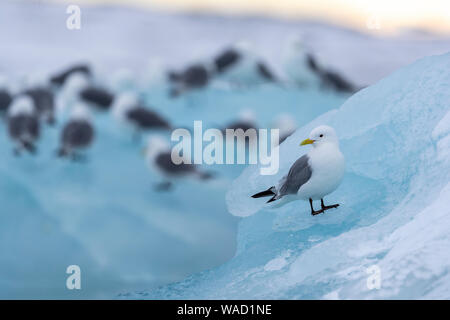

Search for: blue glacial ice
xmin=0 ymin=79 xmax=347 ymax=299
xmin=124 ymin=52 xmax=450 ymax=299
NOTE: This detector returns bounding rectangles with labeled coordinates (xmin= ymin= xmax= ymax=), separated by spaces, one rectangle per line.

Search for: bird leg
xmin=321 ymin=199 xmax=340 ymax=211
xmin=309 ymin=198 xmax=324 ymax=216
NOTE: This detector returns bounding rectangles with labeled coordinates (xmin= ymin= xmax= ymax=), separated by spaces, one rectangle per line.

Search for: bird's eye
xmin=319 ymin=134 xmax=323 ymax=138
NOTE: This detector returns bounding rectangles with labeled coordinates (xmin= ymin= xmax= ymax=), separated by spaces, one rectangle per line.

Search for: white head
xmin=8 ymin=95 xmax=35 ymax=117
xmin=144 ymin=58 xmax=166 ymax=86
xmin=235 ymin=40 xmax=252 ymax=52
xmin=274 ymin=113 xmax=296 ymax=134
xmin=63 ymin=72 xmax=89 ymax=95
xmin=300 ymin=125 xmax=339 ymax=148
xmin=111 ymin=92 xmax=138 ymax=119
xmin=70 ymin=103 xmax=92 ymax=121
xmin=238 ymin=109 xmax=256 ymax=122
xmin=144 ymin=135 xmax=170 ymax=161
xmin=234 ymin=41 xmax=257 ymax=61
xmin=111 ymin=68 xmax=135 ymax=92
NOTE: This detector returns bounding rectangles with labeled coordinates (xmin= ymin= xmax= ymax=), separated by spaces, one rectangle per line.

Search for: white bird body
xmin=284 ymin=51 xmax=318 ymax=86
xmin=282 ymin=36 xmax=320 ymax=87
xmin=296 ymin=142 xmax=344 ymax=200
xmin=252 ymin=125 xmax=345 ymax=215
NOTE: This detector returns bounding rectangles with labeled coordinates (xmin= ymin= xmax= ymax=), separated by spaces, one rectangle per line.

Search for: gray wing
xmin=278 ymin=154 xmax=312 ymax=197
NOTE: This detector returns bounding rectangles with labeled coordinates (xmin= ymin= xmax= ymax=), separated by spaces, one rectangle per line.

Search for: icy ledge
xmin=121 ymin=52 xmax=450 ymax=299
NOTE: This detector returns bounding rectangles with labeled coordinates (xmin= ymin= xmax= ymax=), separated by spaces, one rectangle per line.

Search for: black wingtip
xmin=266 ymin=196 xmax=277 ymax=203
xmin=251 ymin=187 xmax=275 ymax=198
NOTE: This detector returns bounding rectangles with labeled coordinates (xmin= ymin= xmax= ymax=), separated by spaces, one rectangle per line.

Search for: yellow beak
xmin=300 ymin=138 xmax=315 ymax=146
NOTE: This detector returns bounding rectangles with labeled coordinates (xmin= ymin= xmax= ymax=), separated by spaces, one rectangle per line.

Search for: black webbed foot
xmin=311 ymin=209 xmax=324 ymax=216
xmin=321 ymin=199 xmax=340 ymax=211
xmin=309 ymin=198 xmax=324 ymax=216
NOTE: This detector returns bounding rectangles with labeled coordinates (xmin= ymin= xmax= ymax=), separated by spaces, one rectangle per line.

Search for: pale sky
xmin=53 ymin=0 xmax=450 ymax=34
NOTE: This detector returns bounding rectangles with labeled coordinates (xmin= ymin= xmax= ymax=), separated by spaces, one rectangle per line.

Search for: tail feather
xmin=251 ymin=187 xmax=275 ymax=198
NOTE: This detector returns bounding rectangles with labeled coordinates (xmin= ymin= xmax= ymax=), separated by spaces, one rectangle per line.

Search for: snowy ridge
xmin=1 ymin=1 xmax=450 ymax=86
xmin=123 ymin=52 xmax=450 ymax=299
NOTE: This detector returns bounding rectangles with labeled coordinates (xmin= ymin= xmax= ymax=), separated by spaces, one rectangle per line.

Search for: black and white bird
xmin=212 ymin=42 xmax=278 ymax=86
xmin=21 ymin=86 xmax=55 ymax=125
xmin=79 ymin=86 xmax=115 ymax=111
xmin=112 ymin=93 xmax=171 ymax=138
xmin=213 ymin=48 xmax=241 ymax=75
xmin=57 ymin=104 xmax=95 ymax=160
xmin=282 ymin=36 xmax=321 ymax=87
xmin=283 ymin=36 xmax=357 ymax=93
xmin=59 ymin=72 xmax=114 ymax=112
xmin=272 ymin=114 xmax=297 ymax=144
xmin=144 ymin=136 xmax=213 ymax=190
xmin=50 ymin=63 xmax=91 ymax=87
xmin=252 ymin=125 xmax=345 ymax=216
xmin=222 ymin=109 xmax=257 ymax=132
xmin=319 ymin=68 xmax=358 ymax=93
xmin=167 ymin=63 xmax=211 ymax=97
xmin=7 ymin=96 xmax=40 ymax=155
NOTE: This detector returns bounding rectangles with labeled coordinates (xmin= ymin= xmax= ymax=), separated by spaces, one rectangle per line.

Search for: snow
xmin=125 ymin=52 xmax=450 ymax=299
xmin=1 ymin=1 xmax=450 ymax=86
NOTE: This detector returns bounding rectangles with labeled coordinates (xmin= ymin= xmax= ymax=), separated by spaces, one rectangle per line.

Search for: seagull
xmin=222 ymin=109 xmax=257 ymax=132
xmin=143 ymin=136 xmax=213 ymax=191
xmin=22 ymin=86 xmax=55 ymax=125
xmin=220 ymin=109 xmax=258 ymax=147
xmin=57 ymin=104 xmax=95 ymax=160
xmin=59 ymin=72 xmax=114 ymax=112
xmin=283 ymin=36 xmax=357 ymax=93
xmin=79 ymin=86 xmax=115 ymax=111
xmin=167 ymin=64 xmax=210 ymax=97
xmin=112 ymin=93 xmax=171 ymax=139
xmin=272 ymin=113 xmax=297 ymax=144
xmin=251 ymin=125 xmax=345 ymax=215
xmin=50 ymin=63 xmax=91 ymax=87
xmin=7 ymin=96 xmax=40 ymax=155
xmin=212 ymin=43 xmax=278 ymax=86
xmin=282 ymin=36 xmax=321 ymax=87
xmin=213 ymin=47 xmax=241 ymax=74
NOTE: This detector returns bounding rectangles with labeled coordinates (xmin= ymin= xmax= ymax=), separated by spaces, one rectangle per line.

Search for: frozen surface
xmin=124 ymin=53 xmax=450 ymax=299
xmin=1 ymin=1 xmax=450 ymax=86
xmin=0 ymin=84 xmax=349 ymax=298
